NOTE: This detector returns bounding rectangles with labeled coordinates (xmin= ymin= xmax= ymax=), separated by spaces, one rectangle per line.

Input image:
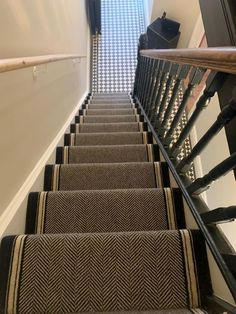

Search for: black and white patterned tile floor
xmin=92 ymin=0 xmax=145 ymax=93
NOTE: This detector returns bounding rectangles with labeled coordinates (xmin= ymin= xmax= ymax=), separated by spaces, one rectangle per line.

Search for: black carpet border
xmin=44 ymin=165 xmax=54 ymax=191
xmin=25 ymin=193 xmax=40 ymax=234
xmin=161 ymin=162 xmax=170 ymax=187
xmin=172 ymin=188 xmax=186 ymax=229
xmin=153 ymin=144 xmax=160 ymax=161
xmin=56 ymin=147 xmax=64 ymax=164
xmin=64 ymin=134 xmax=72 ymax=146
xmin=191 ymin=230 xmax=213 ymax=307
xmin=0 ymin=236 xmax=17 ymax=312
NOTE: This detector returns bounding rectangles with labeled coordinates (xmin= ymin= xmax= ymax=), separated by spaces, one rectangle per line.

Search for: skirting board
xmin=0 ymin=91 xmax=88 ymax=238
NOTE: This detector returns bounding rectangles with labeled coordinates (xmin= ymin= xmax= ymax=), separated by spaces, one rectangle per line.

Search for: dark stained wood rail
xmin=0 ymin=54 xmax=87 ymax=74
xmin=140 ymin=47 xmax=236 ymax=74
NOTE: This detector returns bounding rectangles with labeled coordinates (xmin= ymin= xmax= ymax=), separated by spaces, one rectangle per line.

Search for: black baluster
xmin=144 ymin=59 xmax=157 ymax=112
xmin=147 ymin=60 xmax=163 ymax=117
xmin=149 ymin=60 xmax=165 ymax=121
xmin=170 ymin=71 xmax=228 ymax=159
xmin=176 ymin=90 xmax=236 ymax=174
xmin=158 ymin=64 xmax=191 ymax=138
xmin=187 ymin=152 xmax=236 ymax=195
xmin=163 ymin=67 xmax=206 ymax=148
xmin=201 ymin=206 xmax=236 ymax=225
xmin=139 ymin=57 xmax=149 ymax=105
xmin=141 ymin=58 xmax=152 ymax=107
xmin=151 ymin=61 xmax=171 ymax=125
xmin=137 ymin=57 xmax=145 ymax=100
xmin=146 ymin=60 xmax=160 ymax=118
xmin=155 ymin=63 xmax=179 ymax=132
xmin=133 ymin=57 xmax=140 ymax=96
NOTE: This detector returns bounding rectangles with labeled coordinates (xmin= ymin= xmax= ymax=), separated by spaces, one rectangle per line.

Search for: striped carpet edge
xmin=25 ymin=188 xmax=184 ymax=234
xmin=56 ymin=144 xmax=160 ymax=164
xmin=0 ymin=230 xmax=211 ymax=313
xmin=43 ymin=162 xmax=170 ymax=191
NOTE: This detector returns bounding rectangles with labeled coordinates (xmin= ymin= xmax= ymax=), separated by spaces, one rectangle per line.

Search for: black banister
xmin=133 ymin=49 xmax=236 ymax=305
xmin=134 ymin=96 xmax=236 ymax=301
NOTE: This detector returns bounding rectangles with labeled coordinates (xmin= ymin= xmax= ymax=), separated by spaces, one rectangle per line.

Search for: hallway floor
xmin=92 ymin=0 xmax=145 ymax=93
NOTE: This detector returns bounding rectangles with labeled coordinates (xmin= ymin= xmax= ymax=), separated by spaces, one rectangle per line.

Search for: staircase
xmin=0 ymin=93 xmax=211 ymax=313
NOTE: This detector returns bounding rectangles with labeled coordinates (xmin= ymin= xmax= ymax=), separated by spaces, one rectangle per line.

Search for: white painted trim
xmin=0 ymin=91 xmax=88 ymax=238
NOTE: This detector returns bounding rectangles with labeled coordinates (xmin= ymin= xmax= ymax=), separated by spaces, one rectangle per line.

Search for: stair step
xmin=64 ymin=132 xmax=153 ymax=146
xmin=92 ymin=93 xmax=129 ymax=97
xmin=26 ymin=188 xmax=185 ymax=234
xmin=0 ymin=230 xmax=209 ymax=313
xmin=56 ymin=144 xmax=160 ymax=164
xmin=90 ymin=99 xmax=131 ymax=104
xmin=44 ymin=162 xmax=170 ymax=191
xmin=75 ymin=114 xmax=143 ymax=123
xmin=83 ymin=104 xmax=136 ymax=109
xmin=80 ymin=108 xmax=140 ymax=115
xmin=70 ymin=122 xmax=148 ymax=133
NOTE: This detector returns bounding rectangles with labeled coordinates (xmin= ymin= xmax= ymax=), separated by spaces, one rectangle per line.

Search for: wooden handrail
xmin=140 ymin=47 xmax=236 ymax=74
xmin=0 ymin=54 xmax=86 ymax=74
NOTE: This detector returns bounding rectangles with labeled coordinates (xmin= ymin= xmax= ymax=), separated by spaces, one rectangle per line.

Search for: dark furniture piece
xmin=147 ymin=13 xmax=181 ymax=49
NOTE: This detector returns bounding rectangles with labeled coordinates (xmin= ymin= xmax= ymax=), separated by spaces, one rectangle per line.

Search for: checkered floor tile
xmin=92 ymin=0 xmax=145 ymax=93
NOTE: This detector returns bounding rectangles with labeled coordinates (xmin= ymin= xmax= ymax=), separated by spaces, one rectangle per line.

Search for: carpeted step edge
xmin=78 ymin=108 xmax=142 ymax=115
xmin=25 ymin=188 xmax=185 ymax=234
xmin=0 ymin=230 xmax=212 ymax=312
xmin=43 ymin=162 xmax=170 ymax=191
xmin=56 ymin=144 xmax=160 ymax=164
xmin=64 ymin=132 xmax=154 ymax=146
xmin=70 ymin=122 xmax=148 ymax=133
xmin=75 ymin=115 xmax=145 ymax=123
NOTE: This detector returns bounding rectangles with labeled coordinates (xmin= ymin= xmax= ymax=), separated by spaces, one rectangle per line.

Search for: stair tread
xmin=26 ymin=188 xmax=184 ymax=234
xmin=87 ymin=104 xmax=133 ymax=109
xmin=0 ymin=230 xmax=208 ymax=313
xmin=71 ymin=122 xmax=147 ymax=133
xmin=77 ymin=114 xmax=141 ymax=123
xmin=84 ymin=108 xmax=137 ymax=115
xmin=64 ymin=132 xmax=153 ymax=146
xmin=44 ymin=162 xmax=169 ymax=191
xmin=57 ymin=144 xmax=159 ymax=164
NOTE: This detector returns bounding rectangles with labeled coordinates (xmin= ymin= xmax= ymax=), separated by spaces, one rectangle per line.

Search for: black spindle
xmin=164 ymin=68 xmax=206 ymax=148
xmin=170 ymin=72 xmax=228 ymax=159
xmin=177 ymin=94 xmax=236 ymax=174
xmin=187 ymin=152 xmax=236 ymax=195
xmin=158 ymin=64 xmax=191 ymax=138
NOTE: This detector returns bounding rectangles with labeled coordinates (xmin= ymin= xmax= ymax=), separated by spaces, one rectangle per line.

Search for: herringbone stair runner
xmin=0 ymin=93 xmax=211 ymax=313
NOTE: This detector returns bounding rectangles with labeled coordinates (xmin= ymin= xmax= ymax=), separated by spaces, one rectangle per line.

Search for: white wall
xmin=0 ymin=0 xmax=90 ymax=235
xmin=143 ymin=0 xmax=153 ymax=28
xmin=150 ymin=0 xmax=200 ymax=48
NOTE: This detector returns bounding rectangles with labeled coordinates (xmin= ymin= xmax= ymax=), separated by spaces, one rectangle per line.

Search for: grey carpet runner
xmin=0 ymin=93 xmax=211 ymax=313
